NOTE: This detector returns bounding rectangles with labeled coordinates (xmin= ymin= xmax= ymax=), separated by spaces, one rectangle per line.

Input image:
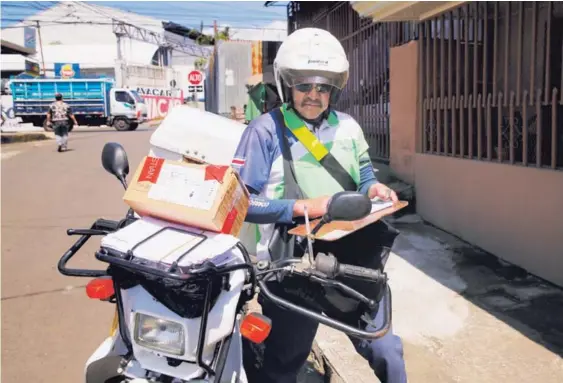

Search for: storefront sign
xmin=136 ymin=87 xmax=183 ymax=120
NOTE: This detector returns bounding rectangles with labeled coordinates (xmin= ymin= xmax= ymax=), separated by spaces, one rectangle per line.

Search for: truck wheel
xmin=112 ymin=118 xmax=130 ymax=131
xmin=43 ymin=119 xmax=54 ymax=132
xmin=128 ymin=123 xmax=139 ymax=131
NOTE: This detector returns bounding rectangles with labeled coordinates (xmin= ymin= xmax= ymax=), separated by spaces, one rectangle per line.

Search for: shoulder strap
xmin=275 ymin=107 xmax=357 ymax=192
xmin=271 ymin=108 xmax=304 ymax=200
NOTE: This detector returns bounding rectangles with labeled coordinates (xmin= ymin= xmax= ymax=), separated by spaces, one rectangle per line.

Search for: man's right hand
xmin=293 ymin=196 xmax=331 ymax=219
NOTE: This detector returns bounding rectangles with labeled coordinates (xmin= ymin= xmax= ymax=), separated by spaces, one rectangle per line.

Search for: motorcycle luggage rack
xmin=95 ymin=225 xmax=253 ymax=281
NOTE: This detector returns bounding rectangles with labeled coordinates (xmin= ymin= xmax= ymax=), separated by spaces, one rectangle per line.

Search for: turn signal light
xmin=86 ymin=277 xmax=115 ymax=300
xmin=240 ymin=312 xmax=272 ymax=344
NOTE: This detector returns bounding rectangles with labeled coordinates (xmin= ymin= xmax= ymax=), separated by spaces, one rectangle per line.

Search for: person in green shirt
xmin=233 ymin=28 xmax=406 ymax=383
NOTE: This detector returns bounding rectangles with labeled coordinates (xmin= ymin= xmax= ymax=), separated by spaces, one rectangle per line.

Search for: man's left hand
xmin=368 ymin=183 xmax=399 ymax=202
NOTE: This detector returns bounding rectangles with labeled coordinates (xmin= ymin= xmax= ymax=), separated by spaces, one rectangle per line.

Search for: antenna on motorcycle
xmin=303 ymin=206 xmax=315 ymax=267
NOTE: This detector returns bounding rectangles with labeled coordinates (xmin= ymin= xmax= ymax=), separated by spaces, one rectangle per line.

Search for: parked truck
xmin=9 ymin=78 xmax=148 ymax=131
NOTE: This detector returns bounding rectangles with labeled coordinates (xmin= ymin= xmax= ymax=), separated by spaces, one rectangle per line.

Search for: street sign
xmin=188 ymin=85 xmax=204 ymax=93
xmin=188 ymin=70 xmax=203 ymax=86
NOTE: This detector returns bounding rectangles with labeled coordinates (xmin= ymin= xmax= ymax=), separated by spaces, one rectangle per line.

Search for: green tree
xmin=216 ymin=26 xmax=230 ymax=41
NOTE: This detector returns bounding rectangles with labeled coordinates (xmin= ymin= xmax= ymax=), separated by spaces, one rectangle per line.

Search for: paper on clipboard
xmin=288 ymin=200 xmax=409 ymax=241
xmin=370 ymin=198 xmax=394 ymax=214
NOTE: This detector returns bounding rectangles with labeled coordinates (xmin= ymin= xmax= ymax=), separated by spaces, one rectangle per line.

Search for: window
xmin=115 ymin=91 xmax=134 ymax=104
xmin=130 ymin=91 xmax=145 ymax=104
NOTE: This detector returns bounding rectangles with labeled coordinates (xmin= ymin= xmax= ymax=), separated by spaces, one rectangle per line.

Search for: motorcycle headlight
xmin=133 ymin=313 xmax=185 ymax=356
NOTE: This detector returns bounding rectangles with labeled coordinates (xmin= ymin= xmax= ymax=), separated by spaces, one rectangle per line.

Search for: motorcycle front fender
xmin=85 ymin=334 xmax=128 ymax=383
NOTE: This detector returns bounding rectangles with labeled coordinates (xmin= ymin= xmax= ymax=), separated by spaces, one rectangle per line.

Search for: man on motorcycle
xmin=232 ymin=28 xmax=406 ymax=383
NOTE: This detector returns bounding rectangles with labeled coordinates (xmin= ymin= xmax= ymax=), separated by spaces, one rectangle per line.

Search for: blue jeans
xmin=243 ymin=283 xmax=407 ymax=383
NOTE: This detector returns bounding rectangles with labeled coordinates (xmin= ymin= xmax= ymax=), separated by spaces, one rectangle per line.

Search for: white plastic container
xmin=148 ymin=105 xmax=247 ymax=165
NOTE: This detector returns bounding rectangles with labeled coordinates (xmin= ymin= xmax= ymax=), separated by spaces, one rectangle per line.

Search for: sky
xmin=0 ymin=1 xmax=288 ymax=31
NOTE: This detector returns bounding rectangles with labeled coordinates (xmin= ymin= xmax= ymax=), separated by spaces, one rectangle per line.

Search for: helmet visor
xmin=279 ymin=68 xmax=348 ymax=90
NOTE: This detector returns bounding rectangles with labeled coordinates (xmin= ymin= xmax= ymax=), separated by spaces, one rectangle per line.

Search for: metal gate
xmin=288 ymin=2 xmax=415 ymax=162
xmin=419 ymin=1 xmax=563 ymax=170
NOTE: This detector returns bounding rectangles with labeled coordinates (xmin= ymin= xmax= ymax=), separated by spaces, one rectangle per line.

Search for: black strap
xmin=272 ymin=108 xmax=357 ymax=193
xmin=272 ymin=108 xmax=304 ymax=200
xmin=318 ymin=153 xmax=357 ymax=192
xmin=267 ymin=108 xmax=303 ymax=262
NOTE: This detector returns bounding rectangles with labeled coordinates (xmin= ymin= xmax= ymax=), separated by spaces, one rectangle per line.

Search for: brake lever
xmin=309 ymin=274 xmax=377 ymax=309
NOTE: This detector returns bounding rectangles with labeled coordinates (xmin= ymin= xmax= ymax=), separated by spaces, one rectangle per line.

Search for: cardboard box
xmin=124 ymin=156 xmax=250 ymax=236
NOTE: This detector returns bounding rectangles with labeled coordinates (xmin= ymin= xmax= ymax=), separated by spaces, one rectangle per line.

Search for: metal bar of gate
xmin=509 ymin=92 xmax=515 ymax=164
xmin=487 ymin=94 xmax=492 ymax=160
xmin=552 ymin=89 xmax=558 ymax=169
xmin=503 ymin=2 xmax=510 ymax=106
xmin=530 ymin=3 xmax=537 ymax=104
xmin=522 ymin=91 xmax=529 ymax=166
xmin=497 ymin=93 xmax=503 ymax=162
xmin=536 ymin=89 xmax=542 ymax=167
xmin=516 ymin=2 xmax=523 ymax=104
xmin=493 ymin=2 xmax=498 ymax=99
xmin=544 ymin=2 xmax=552 ymax=105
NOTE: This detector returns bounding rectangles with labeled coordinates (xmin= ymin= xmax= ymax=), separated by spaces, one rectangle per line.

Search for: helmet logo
xmin=308 ymin=59 xmax=328 ymax=66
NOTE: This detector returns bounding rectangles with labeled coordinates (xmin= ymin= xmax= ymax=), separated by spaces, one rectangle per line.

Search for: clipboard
xmin=288 ymin=200 xmax=408 ymax=242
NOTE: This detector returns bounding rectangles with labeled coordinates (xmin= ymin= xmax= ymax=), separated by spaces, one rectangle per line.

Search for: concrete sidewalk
xmin=316 ymin=215 xmax=563 ymax=382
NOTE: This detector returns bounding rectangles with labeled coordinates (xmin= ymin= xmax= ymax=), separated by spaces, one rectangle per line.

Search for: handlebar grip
xmin=338 ymin=264 xmax=384 ymax=283
xmin=315 ymin=253 xmax=385 ymax=283
xmin=95 ymin=218 xmax=120 ymax=232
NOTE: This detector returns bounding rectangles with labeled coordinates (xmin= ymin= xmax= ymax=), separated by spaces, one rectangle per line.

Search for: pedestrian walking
xmin=46 ymin=93 xmax=78 ymax=152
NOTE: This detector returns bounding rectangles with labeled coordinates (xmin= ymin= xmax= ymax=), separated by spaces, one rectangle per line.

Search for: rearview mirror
xmin=101 ymin=142 xmax=129 ymax=188
xmin=326 ymin=191 xmax=371 ymax=222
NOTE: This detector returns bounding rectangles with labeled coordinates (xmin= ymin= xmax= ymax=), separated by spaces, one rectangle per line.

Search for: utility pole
xmin=35 ymin=21 xmax=46 ymax=76
xmin=115 ymin=29 xmax=124 ymax=87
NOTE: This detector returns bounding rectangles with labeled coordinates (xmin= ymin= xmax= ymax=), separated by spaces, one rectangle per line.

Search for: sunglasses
xmin=294 ymin=83 xmax=332 ymax=94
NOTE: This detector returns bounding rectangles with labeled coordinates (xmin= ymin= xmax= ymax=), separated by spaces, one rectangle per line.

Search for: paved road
xmin=2 ymin=127 xmax=154 ymax=382
xmin=2 ymin=126 xmax=322 ymax=383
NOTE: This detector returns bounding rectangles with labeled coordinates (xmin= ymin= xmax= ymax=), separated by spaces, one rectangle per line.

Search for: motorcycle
xmin=57 ymin=142 xmax=397 ymax=383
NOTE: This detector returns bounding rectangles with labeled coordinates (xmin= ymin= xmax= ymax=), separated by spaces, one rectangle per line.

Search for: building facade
xmin=289 ymin=1 xmax=563 ymax=287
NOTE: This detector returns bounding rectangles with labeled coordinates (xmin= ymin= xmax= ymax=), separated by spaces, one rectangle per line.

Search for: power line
xmin=2 ymin=1 xmax=286 ymax=27
xmin=1 ymin=18 xmax=286 ymax=32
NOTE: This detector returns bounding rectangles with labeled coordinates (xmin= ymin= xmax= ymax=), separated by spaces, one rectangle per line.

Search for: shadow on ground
xmin=390 ymin=216 xmax=563 ymax=358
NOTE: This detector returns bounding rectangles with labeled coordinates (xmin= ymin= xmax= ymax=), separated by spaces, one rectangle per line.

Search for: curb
xmin=1 ymin=132 xmax=54 ymax=144
xmin=312 ymin=340 xmax=345 ymax=383
xmin=314 ymin=324 xmax=378 ymax=383
xmin=147 ymin=118 xmax=164 ymax=128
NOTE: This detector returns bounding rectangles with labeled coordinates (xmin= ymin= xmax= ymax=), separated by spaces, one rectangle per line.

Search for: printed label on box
xmin=147 ymin=163 xmax=220 ymax=210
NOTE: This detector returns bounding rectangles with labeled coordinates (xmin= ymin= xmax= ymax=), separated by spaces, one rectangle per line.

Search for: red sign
xmin=188 ymin=70 xmax=203 ymax=85
xmin=136 ymin=87 xmax=184 ymax=120
xmin=139 ymin=157 xmax=164 ymax=183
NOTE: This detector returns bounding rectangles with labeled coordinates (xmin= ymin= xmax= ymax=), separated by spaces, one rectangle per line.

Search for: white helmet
xmin=274 ymin=28 xmax=349 ymax=105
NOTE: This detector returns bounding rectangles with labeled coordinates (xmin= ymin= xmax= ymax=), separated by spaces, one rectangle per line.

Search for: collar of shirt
xmin=282 ymin=103 xmax=339 ymax=132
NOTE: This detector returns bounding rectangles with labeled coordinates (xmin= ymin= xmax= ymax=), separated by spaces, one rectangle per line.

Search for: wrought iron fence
xmin=419 ymin=1 xmax=563 ymax=170
xmin=288 ymin=2 xmax=416 ymax=162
